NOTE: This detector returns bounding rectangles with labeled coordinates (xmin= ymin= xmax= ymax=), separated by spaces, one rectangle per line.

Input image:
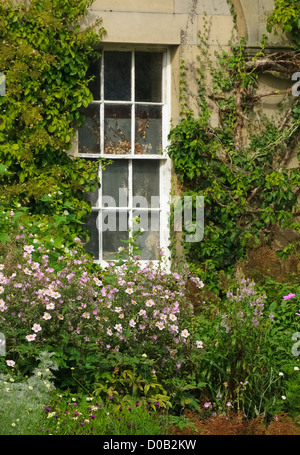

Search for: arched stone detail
xmin=233 ymin=0 xmax=291 ymax=46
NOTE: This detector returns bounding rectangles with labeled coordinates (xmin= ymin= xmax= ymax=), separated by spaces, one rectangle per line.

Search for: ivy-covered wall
xmin=0 ymin=0 xmax=106 ymax=249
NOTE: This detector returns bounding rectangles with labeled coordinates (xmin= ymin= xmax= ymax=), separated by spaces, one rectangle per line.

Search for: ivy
xmin=0 ymin=0 xmax=106 ymax=245
xmin=168 ymin=26 xmax=300 ymax=289
xmin=267 ymin=0 xmax=300 ymax=48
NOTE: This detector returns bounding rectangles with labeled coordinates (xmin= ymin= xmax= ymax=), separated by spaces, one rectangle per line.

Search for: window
xmin=78 ymin=49 xmax=171 ymax=264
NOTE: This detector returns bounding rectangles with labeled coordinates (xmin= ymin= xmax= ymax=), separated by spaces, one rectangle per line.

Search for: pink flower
xmin=204 ymin=402 xmax=211 ymax=408
xmin=283 ymin=293 xmax=296 ymax=300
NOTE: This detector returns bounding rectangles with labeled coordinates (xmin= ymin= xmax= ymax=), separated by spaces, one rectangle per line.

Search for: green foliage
xmin=39 ymin=391 xmax=169 ymax=435
xmin=267 ymin=0 xmax=300 ymax=48
xmin=168 ymin=34 xmax=300 ymax=287
xmin=0 ymin=0 xmax=106 ymax=243
xmin=0 ymin=351 xmax=57 ymax=435
xmin=0 ymin=221 xmax=205 ymax=407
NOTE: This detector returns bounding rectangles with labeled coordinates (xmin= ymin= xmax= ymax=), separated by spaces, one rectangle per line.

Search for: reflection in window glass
xmin=78 ymin=105 xmax=100 ymax=154
xmin=104 ymin=104 xmax=131 ymax=154
xmin=135 ymin=52 xmax=162 ymax=103
xmin=135 ymin=105 xmax=162 ymax=154
xmin=85 ymin=184 xmax=99 ymax=208
xmin=102 ymin=160 xmax=129 ymax=207
xmin=103 ymin=211 xmax=129 ymax=260
xmin=84 ymin=211 xmax=99 ymax=260
xmin=104 ymin=51 xmax=131 ymax=101
xmin=133 ymin=160 xmax=160 ymax=205
xmin=86 ymin=58 xmax=101 ymax=101
xmin=135 ymin=214 xmax=160 ymax=260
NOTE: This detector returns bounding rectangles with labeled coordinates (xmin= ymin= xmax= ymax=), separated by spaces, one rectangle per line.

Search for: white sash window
xmin=78 ymin=49 xmax=171 ymax=264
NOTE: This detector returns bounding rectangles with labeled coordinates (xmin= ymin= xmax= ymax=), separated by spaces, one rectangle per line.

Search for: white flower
xmin=294 ymin=366 xmax=299 ymax=371
xmin=32 ymin=323 xmax=42 ymax=333
xmin=114 ymin=324 xmax=122 ymax=332
xmin=82 ymin=312 xmax=90 ymax=319
xmin=145 ymin=299 xmax=155 ymax=307
xmin=278 ymin=372 xmax=284 ymax=376
xmin=51 ymin=291 xmax=61 ymax=299
xmin=43 ymin=312 xmax=52 ymax=320
xmin=26 ymin=334 xmax=36 ymax=341
xmin=93 ymin=277 xmax=102 ymax=286
xmin=6 ymin=360 xmax=15 ymax=367
xmin=129 ymin=319 xmax=136 ymax=327
xmin=155 ymin=321 xmax=165 ymax=330
xmin=170 ymin=324 xmax=179 ymax=333
xmin=46 ymin=303 xmax=55 ymax=310
xmin=24 ymin=245 xmax=34 ymax=253
xmin=181 ymin=329 xmax=190 ymax=338
xmin=281 ymin=395 xmax=286 ymax=400
xmin=196 ymin=340 xmax=204 ymax=349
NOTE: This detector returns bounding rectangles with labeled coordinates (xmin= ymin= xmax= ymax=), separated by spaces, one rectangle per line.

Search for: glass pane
xmin=102 ymin=211 xmax=129 ymax=260
xmin=78 ymin=105 xmax=100 ymax=154
xmin=84 ymin=211 xmax=99 ymax=260
xmin=83 ymin=158 xmax=100 ymax=207
xmin=134 ymin=213 xmax=160 ymax=260
xmin=135 ymin=52 xmax=162 ymax=102
xmin=85 ymin=184 xmax=99 ymax=208
xmin=133 ymin=160 xmax=160 ymax=206
xmin=135 ymin=105 xmax=162 ymax=154
xmin=102 ymin=160 xmax=128 ymax=207
xmin=104 ymin=51 xmax=131 ymax=101
xmin=86 ymin=58 xmax=101 ymax=100
xmin=104 ymin=104 xmax=131 ymax=154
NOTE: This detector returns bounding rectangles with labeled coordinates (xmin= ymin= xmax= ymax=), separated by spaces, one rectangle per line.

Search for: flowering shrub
xmin=0 ymin=228 xmax=205 ymax=391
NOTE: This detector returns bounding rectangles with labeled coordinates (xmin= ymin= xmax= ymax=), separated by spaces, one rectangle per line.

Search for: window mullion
xmin=100 ymin=53 xmax=105 ymax=155
xmin=128 ymin=159 xmax=133 ymax=242
xmin=131 ymin=51 xmax=135 ymax=156
xmin=99 ymin=54 xmax=105 ymax=259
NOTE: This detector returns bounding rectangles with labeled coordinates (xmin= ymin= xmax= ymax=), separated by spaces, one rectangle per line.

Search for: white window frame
xmin=78 ymin=46 xmax=172 ymax=267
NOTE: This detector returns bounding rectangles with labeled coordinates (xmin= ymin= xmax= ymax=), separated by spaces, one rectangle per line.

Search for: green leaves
xmin=0 ymin=0 xmax=105 ymax=244
xmin=167 ymin=32 xmax=300 ymax=287
xmin=267 ymin=0 xmax=300 ymax=48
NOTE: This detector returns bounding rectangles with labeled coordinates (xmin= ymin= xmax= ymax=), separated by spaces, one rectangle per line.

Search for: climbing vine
xmin=267 ymin=0 xmax=300 ymax=49
xmin=168 ymin=15 xmax=300 ymax=288
xmin=0 ymin=0 xmax=105 ymax=247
